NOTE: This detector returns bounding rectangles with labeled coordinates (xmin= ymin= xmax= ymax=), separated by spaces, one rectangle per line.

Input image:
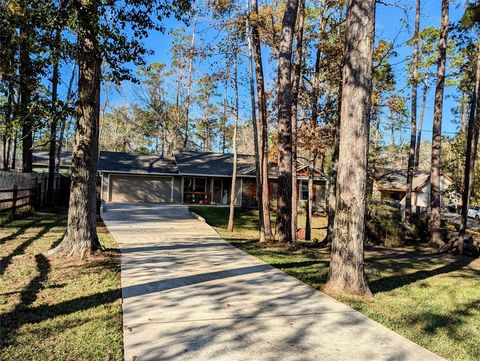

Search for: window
xmin=194 ymin=178 xmax=206 ymax=192
xmin=300 ymin=181 xmax=308 ymax=201
xmin=183 ymin=177 xmax=206 ymax=193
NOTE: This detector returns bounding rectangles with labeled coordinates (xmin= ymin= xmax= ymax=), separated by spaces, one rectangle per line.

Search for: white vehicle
xmin=467 ymin=206 xmax=480 ymax=220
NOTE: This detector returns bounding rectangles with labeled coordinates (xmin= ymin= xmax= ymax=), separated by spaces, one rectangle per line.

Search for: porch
xmin=181 ymin=176 xmax=242 ymax=206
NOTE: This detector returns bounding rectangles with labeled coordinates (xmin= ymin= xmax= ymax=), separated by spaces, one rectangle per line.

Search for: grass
xmin=190 ymin=206 xmax=480 ymax=361
xmin=0 ymin=211 xmax=123 ymax=361
xmin=190 ymin=206 xmax=328 ymax=241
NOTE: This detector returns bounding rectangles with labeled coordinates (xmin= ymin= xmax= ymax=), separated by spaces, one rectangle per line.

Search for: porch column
xmin=211 ymin=178 xmax=214 ymax=204
xmin=181 ymin=176 xmax=184 ymax=203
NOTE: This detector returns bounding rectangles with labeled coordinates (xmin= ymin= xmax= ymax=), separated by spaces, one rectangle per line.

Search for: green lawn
xmin=0 ymin=211 xmax=123 ymax=361
xmin=191 ymin=206 xmax=480 ymax=361
xmin=190 ymin=205 xmax=328 ymax=241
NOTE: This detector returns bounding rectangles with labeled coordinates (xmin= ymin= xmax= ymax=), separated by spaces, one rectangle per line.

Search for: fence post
xmin=43 ymin=177 xmax=47 ymax=208
xmin=37 ymin=182 xmax=41 ymax=209
xmin=29 ymin=186 xmax=33 ymax=212
xmin=11 ymin=185 xmax=18 ymax=217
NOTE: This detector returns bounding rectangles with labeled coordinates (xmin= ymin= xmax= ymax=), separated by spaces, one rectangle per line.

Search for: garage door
xmin=110 ymin=175 xmax=172 ymax=203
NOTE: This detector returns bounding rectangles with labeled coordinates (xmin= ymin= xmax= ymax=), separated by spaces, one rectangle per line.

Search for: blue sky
xmin=103 ymin=0 xmax=469 ymax=146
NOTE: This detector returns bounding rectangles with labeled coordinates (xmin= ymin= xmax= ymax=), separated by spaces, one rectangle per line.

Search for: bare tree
xmin=184 ymin=2 xmax=198 ymax=149
xmin=306 ymin=0 xmax=327 ymax=241
xmin=459 ymin=44 xmax=480 ymax=244
xmin=405 ymin=0 xmax=421 ymax=219
xmin=245 ymin=0 xmax=264 ymax=240
xmin=19 ymin=23 xmax=33 ymax=173
xmin=324 ymin=0 xmax=375 ymax=296
xmin=47 ymin=23 xmax=64 ymax=206
xmin=227 ymin=42 xmax=239 ymax=232
xmin=429 ymin=0 xmax=449 ymax=248
xmin=291 ymin=0 xmax=306 ymax=241
xmin=324 ymin=80 xmax=341 ymax=245
xmin=251 ymin=0 xmax=273 ymax=241
xmin=56 ymin=64 xmax=77 ymax=174
xmin=414 ymin=74 xmax=429 ymax=169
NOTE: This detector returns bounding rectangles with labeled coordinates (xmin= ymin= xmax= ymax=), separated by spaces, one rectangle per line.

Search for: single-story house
xmin=32 ymin=150 xmax=327 ymax=209
xmin=372 ymin=168 xmax=458 ymax=212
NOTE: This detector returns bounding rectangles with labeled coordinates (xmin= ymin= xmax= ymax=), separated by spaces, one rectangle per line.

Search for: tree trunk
xmin=306 ymin=0 xmax=326 ymax=240
xmin=245 ymin=0 xmax=266 ymax=241
xmin=305 ymin=153 xmax=316 ymax=241
xmin=325 ymin=104 xmax=341 ymax=244
xmin=46 ymin=0 xmax=102 ymax=258
xmin=275 ymin=0 xmax=299 ymax=243
xmin=405 ymin=0 xmax=421 ymax=220
xmin=290 ymin=0 xmax=306 ymax=242
xmin=310 ymin=0 xmax=326 ymax=132
xmin=183 ymin=8 xmax=197 ymax=149
xmin=323 ymin=72 xmax=343 ymax=246
xmin=251 ymin=0 xmax=272 ymax=241
xmin=228 ymin=44 xmax=239 ymax=232
xmin=222 ymin=59 xmax=230 ymax=154
xmin=2 ymin=73 xmax=14 ymax=171
xmin=47 ymin=30 xmax=62 ymax=206
xmin=460 ymin=97 xmax=468 ymax=133
xmin=11 ymin=132 xmax=17 ymax=170
xmin=459 ymin=44 xmax=480 ymax=239
xmin=3 ymin=136 xmax=11 ymax=171
xmin=429 ymin=0 xmax=449 ymax=248
xmin=414 ymin=75 xmax=428 ymax=169
xmin=2 ymin=135 xmax=7 ymax=171
xmin=19 ymin=23 xmax=33 ymax=173
xmin=324 ymin=0 xmax=375 ymax=296
xmin=56 ymin=64 xmax=76 ymax=174
xmin=390 ymin=106 xmax=395 ymax=146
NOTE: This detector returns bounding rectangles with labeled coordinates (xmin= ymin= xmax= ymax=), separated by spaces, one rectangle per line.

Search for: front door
xmin=212 ymin=178 xmax=223 ymax=204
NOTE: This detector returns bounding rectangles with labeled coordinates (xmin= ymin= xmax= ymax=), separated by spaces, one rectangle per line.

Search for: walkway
xmin=102 ymin=203 xmax=444 ymax=361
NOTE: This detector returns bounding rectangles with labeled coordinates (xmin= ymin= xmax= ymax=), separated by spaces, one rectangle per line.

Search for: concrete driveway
xmin=102 ymin=203 xmax=444 ymax=361
xmin=443 ymin=212 xmax=478 ymax=229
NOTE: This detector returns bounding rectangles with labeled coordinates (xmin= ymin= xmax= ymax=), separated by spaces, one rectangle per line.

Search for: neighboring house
xmin=373 ymin=169 xmax=457 ymax=212
xmin=32 ymin=150 xmax=328 ymax=209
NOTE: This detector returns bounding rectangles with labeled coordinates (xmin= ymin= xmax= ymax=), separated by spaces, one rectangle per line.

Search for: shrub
xmin=366 ymin=202 xmax=429 ymax=246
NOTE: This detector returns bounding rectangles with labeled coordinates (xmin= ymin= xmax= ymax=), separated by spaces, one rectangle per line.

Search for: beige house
xmin=373 ymin=169 xmax=456 ymax=212
xmin=33 ymin=150 xmax=328 ymax=209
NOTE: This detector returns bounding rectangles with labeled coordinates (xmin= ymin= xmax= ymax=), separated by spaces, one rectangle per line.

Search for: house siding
xmin=241 ymin=178 xmax=257 ymax=208
xmin=297 ymin=180 xmax=327 ymax=212
xmin=173 ymin=176 xmax=182 ymax=203
xmin=100 ymin=171 xmax=327 ymax=209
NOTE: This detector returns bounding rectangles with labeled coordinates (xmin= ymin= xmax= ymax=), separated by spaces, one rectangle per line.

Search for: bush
xmin=366 ymin=202 xmax=429 ymax=246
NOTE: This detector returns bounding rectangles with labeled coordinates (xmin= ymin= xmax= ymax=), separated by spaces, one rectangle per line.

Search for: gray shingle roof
xmin=32 ymin=150 xmax=177 ymax=175
xmin=98 ymin=151 xmax=177 ymax=175
xmin=32 ymin=150 xmax=327 ymax=179
xmin=174 ymin=151 xmax=255 ymax=176
xmin=32 ymin=150 xmax=72 ymax=168
xmin=374 ymin=169 xmax=435 ymax=191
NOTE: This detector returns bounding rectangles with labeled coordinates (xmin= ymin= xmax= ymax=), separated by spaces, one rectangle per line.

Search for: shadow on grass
xmin=370 ymin=256 xmax=475 ymax=293
xmin=0 ymin=218 xmax=64 ymax=276
xmin=232 ymin=238 xmax=478 ymax=296
xmin=269 ymin=260 xmax=326 ymax=269
xmin=0 ymin=219 xmax=38 ymax=245
xmin=404 ymin=298 xmax=480 ymax=359
xmin=0 ymin=248 xmax=121 ymax=351
xmin=0 ymin=253 xmax=51 ymax=349
xmin=0 ymin=284 xmax=121 ymax=351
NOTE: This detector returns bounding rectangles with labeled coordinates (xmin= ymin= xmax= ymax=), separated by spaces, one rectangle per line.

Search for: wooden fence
xmin=0 ymin=185 xmax=34 ymax=215
xmin=0 ymin=171 xmax=70 ymax=213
